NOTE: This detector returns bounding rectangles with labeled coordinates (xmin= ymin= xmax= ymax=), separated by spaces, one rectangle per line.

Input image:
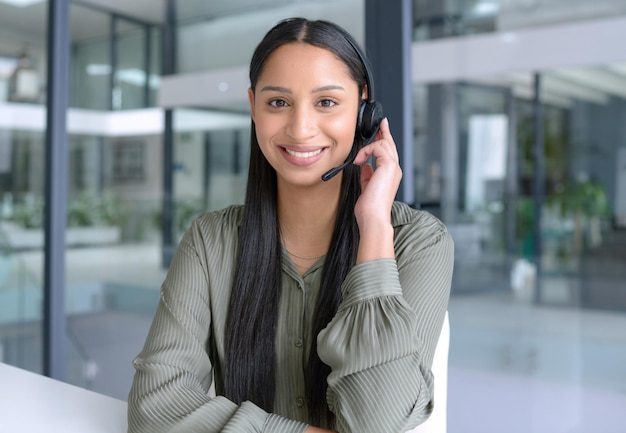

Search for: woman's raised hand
xmin=352 ymin=117 xmax=402 ymax=262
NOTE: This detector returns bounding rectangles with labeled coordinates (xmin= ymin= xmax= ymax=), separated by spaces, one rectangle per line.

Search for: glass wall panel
xmin=413 ymin=0 xmax=626 ymax=41
xmin=115 ymin=20 xmax=149 ymax=110
xmin=65 ymin=128 xmax=166 ymax=396
xmin=62 ymin=3 xmax=165 ymax=396
xmin=70 ymin=4 xmax=111 ymax=110
xmin=0 ymin=0 xmax=48 ymax=377
xmin=171 ymin=109 xmax=250 ymax=241
xmin=61 ymin=112 xmax=251 ymax=398
xmin=17 ymin=0 xmax=160 ymax=395
xmin=456 ymin=83 xmax=513 ymax=293
xmin=0 ymin=130 xmax=46 ymax=374
xmin=71 ymin=5 xmax=160 ymax=111
xmin=148 ymin=28 xmax=161 ymax=107
xmin=417 ymin=63 xmax=626 ymax=432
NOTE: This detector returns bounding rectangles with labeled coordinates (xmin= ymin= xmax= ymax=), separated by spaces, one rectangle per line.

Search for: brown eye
xmin=318 ymin=99 xmax=337 ymax=108
xmin=268 ymin=99 xmax=289 ymax=108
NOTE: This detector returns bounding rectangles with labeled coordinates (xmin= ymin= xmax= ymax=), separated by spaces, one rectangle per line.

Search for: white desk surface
xmin=0 ymin=362 xmax=127 ymax=433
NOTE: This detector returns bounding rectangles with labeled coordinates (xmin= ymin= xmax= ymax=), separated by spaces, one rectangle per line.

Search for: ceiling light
xmin=0 ymin=0 xmax=45 ymax=6
xmin=472 ymin=1 xmax=500 ymax=17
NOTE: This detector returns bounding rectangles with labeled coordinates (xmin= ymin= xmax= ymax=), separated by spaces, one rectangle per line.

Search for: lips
xmin=279 ymin=145 xmax=327 ymax=166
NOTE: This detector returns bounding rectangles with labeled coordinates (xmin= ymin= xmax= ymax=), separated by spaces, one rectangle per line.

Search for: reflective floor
xmin=447 ymin=293 xmax=626 ymax=433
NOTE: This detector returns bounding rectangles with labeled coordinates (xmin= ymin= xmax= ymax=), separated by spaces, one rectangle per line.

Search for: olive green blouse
xmin=127 ymin=201 xmax=454 ymax=433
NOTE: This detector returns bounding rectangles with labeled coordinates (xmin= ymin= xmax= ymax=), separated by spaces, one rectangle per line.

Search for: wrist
xmin=356 ymin=221 xmax=394 ymax=263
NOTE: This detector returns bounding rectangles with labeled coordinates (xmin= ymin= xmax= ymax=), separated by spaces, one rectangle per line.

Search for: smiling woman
xmin=127 ymin=17 xmax=454 ymax=433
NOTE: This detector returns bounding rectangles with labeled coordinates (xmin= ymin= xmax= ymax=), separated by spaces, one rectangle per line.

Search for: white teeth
xmin=284 ymin=148 xmax=322 ymax=158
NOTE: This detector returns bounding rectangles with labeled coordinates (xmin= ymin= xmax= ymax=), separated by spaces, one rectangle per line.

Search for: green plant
xmin=99 ymin=192 xmax=127 ymax=226
xmin=9 ymin=192 xmax=127 ymax=229
xmin=11 ymin=196 xmax=44 ymax=229
xmin=551 ymin=178 xmax=610 ymax=219
xmin=67 ymin=193 xmax=97 ymax=227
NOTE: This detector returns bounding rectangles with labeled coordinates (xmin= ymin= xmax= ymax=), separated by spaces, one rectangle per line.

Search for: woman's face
xmin=248 ymin=42 xmax=361 ymax=187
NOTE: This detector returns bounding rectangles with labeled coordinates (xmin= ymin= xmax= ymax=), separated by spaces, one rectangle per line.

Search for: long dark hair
xmin=224 ymin=17 xmax=370 ymax=427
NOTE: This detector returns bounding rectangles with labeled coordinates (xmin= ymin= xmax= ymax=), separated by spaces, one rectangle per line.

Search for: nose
xmin=285 ymin=105 xmax=318 ymax=141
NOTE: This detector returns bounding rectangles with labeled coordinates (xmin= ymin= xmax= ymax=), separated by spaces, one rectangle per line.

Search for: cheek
xmin=325 ymin=114 xmax=357 ymax=143
xmin=254 ymin=114 xmax=278 ymax=142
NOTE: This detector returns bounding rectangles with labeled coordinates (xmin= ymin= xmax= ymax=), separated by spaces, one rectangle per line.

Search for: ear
xmin=248 ymin=88 xmax=256 ymax=122
xmin=362 ymin=84 xmax=370 ymax=101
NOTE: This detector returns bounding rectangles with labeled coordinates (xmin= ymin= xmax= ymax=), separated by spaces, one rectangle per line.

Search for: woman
xmin=128 ymin=17 xmax=454 ymax=433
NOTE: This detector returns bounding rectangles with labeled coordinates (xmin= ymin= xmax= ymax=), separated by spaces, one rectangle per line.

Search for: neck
xmin=277 ymin=177 xmax=341 ymax=256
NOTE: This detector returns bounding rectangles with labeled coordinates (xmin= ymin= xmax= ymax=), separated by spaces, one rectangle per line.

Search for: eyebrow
xmin=259 ymin=85 xmax=346 ymax=93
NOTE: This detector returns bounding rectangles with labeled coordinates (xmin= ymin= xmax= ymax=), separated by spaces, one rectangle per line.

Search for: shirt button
xmin=295 ymin=338 xmax=303 ymax=348
xmin=295 ymin=396 xmax=305 ymax=407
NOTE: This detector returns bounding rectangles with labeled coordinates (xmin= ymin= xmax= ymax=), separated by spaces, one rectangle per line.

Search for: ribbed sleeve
xmin=317 ymin=203 xmax=454 ymax=433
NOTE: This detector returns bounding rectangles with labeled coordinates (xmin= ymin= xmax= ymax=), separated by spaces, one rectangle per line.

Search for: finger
xmin=352 ymin=143 xmax=376 ymax=165
xmin=353 ymin=140 xmax=394 ymax=165
xmin=353 ymin=121 xmax=398 ymax=165
xmin=377 ymin=117 xmax=399 ymax=160
xmin=378 ymin=117 xmax=390 ymax=140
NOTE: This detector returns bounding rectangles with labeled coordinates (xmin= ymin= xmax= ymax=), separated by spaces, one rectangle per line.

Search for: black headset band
xmin=342 ymin=35 xmax=375 ymax=101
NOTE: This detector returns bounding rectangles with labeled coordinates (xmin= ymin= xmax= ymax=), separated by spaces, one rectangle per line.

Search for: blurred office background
xmin=1 ymin=1 xmax=625 ymax=432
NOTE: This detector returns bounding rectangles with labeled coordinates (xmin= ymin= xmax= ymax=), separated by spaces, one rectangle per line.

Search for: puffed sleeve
xmin=317 ymin=210 xmax=454 ymax=433
xmin=127 ymin=217 xmax=308 ymax=433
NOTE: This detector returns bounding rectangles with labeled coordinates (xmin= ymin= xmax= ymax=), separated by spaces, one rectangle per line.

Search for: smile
xmin=284 ymin=148 xmax=323 ymax=158
xmin=279 ymin=145 xmax=327 ymax=167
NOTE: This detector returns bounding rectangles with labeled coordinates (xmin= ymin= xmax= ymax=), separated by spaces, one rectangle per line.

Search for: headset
xmin=321 ymin=36 xmax=384 ymax=181
xmin=354 ymin=47 xmax=384 ymax=143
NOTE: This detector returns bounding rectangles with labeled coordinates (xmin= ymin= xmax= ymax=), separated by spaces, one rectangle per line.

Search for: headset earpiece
xmin=357 ymin=99 xmax=384 ymax=142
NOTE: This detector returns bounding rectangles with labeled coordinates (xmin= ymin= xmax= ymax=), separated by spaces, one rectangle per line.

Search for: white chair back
xmin=406 ymin=311 xmax=450 ymax=433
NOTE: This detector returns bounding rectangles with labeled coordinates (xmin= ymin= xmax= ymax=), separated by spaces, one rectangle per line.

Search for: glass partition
xmin=172 ymin=109 xmax=250 ymax=240
xmin=70 ymin=4 xmax=111 ymax=110
xmin=0 ymin=0 xmax=48 ymax=376
xmin=1 ymin=0 xmax=164 ymax=395
xmin=64 ymin=129 xmax=166 ymax=397
xmin=70 ymin=4 xmax=160 ymax=111
xmin=114 ymin=19 xmax=153 ymax=110
xmin=413 ymin=0 xmax=626 ymax=41
xmin=418 ymin=63 xmax=626 ymax=432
